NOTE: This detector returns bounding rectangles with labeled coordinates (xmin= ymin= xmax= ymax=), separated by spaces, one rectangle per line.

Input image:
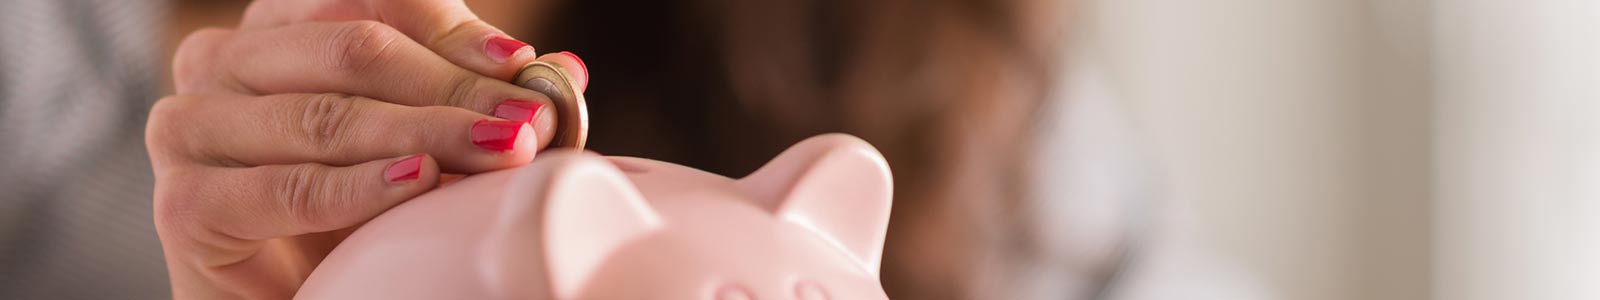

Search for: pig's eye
xmin=793 ymin=280 xmax=830 ymax=300
xmin=715 ymin=283 xmax=754 ymax=300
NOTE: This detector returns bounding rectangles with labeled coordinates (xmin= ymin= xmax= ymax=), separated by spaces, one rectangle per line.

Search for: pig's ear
xmin=738 ymin=134 xmax=893 ymax=274
xmin=484 ymin=150 xmax=660 ymax=299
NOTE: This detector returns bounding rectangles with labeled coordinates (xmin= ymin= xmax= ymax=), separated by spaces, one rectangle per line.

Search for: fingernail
xmin=471 ymin=120 xmax=525 ymax=152
xmin=385 ymin=154 xmax=426 ymax=183
xmin=492 ymin=99 xmax=546 ymax=124
xmin=485 ymin=36 xmax=530 ymax=63
xmin=555 ymin=51 xmax=588 ymax=89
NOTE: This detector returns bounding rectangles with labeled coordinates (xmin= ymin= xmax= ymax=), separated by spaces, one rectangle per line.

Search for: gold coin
xmin=514 ymin=61 xmax=588 ymax=150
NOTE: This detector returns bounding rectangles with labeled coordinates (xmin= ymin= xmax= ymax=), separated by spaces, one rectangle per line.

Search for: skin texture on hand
xmin=149 ymin=0 xmax=588 ymax=298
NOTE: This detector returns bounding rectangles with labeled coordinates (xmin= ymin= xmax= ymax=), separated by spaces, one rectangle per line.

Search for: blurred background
xmin=3 ymin=0 xmax=1599 ymax=299
xmin=1088 ymin=0 xmax=1600 ymax=299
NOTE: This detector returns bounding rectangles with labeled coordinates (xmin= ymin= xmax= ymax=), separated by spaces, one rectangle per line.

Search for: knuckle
xmin=151 ymin=169 xmax=204 ymax=237
xmin=147 ymin=95 xmax=198 ymax=126
xmin=431 ymin=18 xmax=492 ymax=49
xmin=326 ymin=21 xmax=404 ymax=76
xmin=144 ymin=96 xmax=197 ymax=153
xmin=146 ymin=96 xmax=187 ymax=131
xmin=277 ymin=164 xmax=334 ymax=231
xmin=172 ymin=28 xmax=233 ymax=92
xmin=440 ymin=74 xmax=480 ymax=109
xmin=294 ymin=94 xmax=360 ymax=153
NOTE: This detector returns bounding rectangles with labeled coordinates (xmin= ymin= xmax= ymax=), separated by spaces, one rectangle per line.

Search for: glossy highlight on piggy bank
xmin=295 ymin=134 xmax=894 ymax=299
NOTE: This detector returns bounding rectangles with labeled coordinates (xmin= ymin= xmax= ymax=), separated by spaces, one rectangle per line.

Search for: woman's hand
xmin=146 ymin=0 xmax=588 ymax=298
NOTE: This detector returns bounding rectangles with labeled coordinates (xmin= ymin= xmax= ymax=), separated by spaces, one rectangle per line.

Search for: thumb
xmin=373 ymin=0 xmax=546 ymax=81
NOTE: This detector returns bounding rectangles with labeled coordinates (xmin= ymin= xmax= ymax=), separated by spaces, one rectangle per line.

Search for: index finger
xmin=240 ymin=0 xmax=589 ymax=89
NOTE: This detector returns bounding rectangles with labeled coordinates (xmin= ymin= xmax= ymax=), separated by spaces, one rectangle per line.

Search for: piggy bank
xmin=295 ymin=134 xmax=893 ymax=299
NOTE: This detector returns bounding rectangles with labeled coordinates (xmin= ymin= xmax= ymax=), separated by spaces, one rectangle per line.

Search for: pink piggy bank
xmin=295 ymin=134 xmax=893 ymax=299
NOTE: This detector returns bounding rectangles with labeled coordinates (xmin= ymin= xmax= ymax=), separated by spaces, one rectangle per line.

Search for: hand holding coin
xmin=149 ymin=0 xmax=591 ymax=297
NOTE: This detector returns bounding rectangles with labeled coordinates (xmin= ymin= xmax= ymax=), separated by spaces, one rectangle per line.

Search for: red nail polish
xmin=485 ymin=36 xmax=529 ymax=62
xmin=492 ymin=99 xmax=546 ymax=123
xmin=556 ymin=51 xmax=588 ymax=90
xmin=472 ymin=120 xmax=524 ymax=152
xmin=385 ymin=154 xmax=426 ymax=183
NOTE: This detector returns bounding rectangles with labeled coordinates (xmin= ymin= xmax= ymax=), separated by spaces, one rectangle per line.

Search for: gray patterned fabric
xmin=0 ymin=0 xmax=172 ymax=298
